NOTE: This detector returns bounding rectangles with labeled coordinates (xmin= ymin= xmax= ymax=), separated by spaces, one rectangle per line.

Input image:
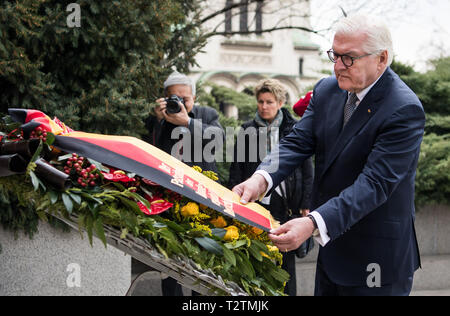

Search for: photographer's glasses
xmin=327 ymin=49 xmax=375 ymax=68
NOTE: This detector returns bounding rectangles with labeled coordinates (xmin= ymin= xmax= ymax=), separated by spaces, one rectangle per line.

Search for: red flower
xmin=138 ymin=194 xmax=173 ymax=216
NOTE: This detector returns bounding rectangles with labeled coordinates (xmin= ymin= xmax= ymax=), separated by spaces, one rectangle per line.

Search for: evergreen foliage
xmin=391 ymin=58 xmax=450 ymax=116
xmin=391 ymin=58 xmax=450 ymax=207
xmin=0 ymin=0 xmax=206 ymax=136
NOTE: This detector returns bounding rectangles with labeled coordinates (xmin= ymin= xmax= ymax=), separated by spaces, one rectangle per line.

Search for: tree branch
xmin=204 ymin=25 xmax=319 ymax=38
xmin=200 ymin=0 xmax=262 ymax=25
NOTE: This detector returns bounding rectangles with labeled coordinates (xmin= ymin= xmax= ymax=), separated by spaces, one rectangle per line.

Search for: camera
xmin=165 ymin=95 xmax=185 ymax=114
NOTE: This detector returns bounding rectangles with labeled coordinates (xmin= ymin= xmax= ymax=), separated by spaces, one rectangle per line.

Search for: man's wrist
xmin=307 ymin=214 xmax=320 ymax=237
xmin=252 ymin=173 xmax=268 ymax=199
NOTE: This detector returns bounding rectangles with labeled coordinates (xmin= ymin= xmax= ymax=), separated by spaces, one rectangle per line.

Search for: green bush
xmin=0 ymin=0 xmax=205 ymax=137
xmin=415 ymin=134 xmax=450 ymax=207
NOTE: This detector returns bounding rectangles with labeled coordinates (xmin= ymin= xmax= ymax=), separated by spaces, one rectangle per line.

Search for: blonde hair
xmin=254 ymin=79 xmax=287 ymax=104
xmin=335 ymin=14 xmax=394 ymax=66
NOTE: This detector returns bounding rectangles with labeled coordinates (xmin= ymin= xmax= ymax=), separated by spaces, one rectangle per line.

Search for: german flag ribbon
xmin=8 ymin=109 xmax=278 ymax=231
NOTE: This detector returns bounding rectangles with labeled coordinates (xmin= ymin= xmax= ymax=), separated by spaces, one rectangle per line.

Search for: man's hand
xmin=154 ymin=98 xmax=167 ymax=122
xmin=164 ymin=100 xmax=190 ymax=127
xmin=155 ymin=98 xmax=190 ymax=127
xmin=232 ymin=173 xmax=268 ymax=204
xmin=269 ymin=217 xmax=315 ymax=252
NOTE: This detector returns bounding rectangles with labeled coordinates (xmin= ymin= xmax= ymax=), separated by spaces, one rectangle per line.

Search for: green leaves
xmin=61 ymin=192 xmax=73 ymax=214
xmin=195 ymin=237 xmax=223 ymax=256
xmin=0 ymin=170 xmax=289 ymax=296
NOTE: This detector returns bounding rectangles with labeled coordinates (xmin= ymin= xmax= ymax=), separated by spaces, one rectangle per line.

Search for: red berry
xmin=72 ymin=153 xmax=78 ymax=157
xmin=81 ymin=182 xmax=87 ymax=187
xmin=89 ymin=181 xmax=96 ymax=187
xmin=74 ymin=163 xmax=80 ymax=168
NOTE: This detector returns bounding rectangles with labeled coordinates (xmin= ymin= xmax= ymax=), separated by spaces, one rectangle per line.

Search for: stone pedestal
xmin=0 ymin=221 xmax=131 ymax=296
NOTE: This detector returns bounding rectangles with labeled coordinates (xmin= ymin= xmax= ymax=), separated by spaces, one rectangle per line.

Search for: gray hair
xmin=163 ymin=71 xmax=196 ymax=96
xmin=334 ymin=14 xmax=394 ymax=66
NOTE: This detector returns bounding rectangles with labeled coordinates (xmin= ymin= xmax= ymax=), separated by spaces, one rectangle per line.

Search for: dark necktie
xmin=343 ymin=92 xmax=359 ymax=127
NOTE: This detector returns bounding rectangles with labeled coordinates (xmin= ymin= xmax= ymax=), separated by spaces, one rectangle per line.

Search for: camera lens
xmin=165 ymin=95 xmax=184 ymax=114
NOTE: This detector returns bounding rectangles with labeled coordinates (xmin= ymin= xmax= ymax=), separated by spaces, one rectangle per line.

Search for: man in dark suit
xmin=142 ymin=71 xmax=223 ymax=296
xmin=232 ymin=14 xmax=425 ymax=296
xmin=143 ymin=71 xmax=223 ymax=174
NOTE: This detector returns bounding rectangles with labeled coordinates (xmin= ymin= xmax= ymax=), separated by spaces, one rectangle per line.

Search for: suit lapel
xmin=321 ymin=68 xmax=393 ymax=179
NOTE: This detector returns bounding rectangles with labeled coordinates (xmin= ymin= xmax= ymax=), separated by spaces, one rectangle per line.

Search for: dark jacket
xmin=228 ymin=108 xmax=314 ymax=223
xmin=143 ymin=106 xmax=224 ymax=174
xmin=257 ymin=68 xmax=424 ymax=286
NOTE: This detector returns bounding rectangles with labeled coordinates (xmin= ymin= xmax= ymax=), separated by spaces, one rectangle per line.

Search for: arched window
xmin=240 ymin=0 xmax=248 ymax=33
xmin=256 ymin=0 xmax=264 ymax=35
xmin=299 ymin=57 xmax=304 ymax=77
xmin=225 ymin=0 xmax=233 ymax=33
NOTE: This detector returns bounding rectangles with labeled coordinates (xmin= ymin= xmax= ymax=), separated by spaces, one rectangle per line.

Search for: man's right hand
xmin=232 ymin=173 xmax=268 ymax=204
xmin=154 ymin=98 xmax=167 ymax=122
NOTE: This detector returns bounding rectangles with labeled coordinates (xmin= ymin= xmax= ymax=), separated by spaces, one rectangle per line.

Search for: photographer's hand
xmin=154 ymin=98 xmax=167 ymax=122
xmin=163 ymin=101 xmax=190 ymax=127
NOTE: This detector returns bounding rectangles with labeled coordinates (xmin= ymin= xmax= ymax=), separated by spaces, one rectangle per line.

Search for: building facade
xmin=190 ymin=0 xmax=326 ymax=110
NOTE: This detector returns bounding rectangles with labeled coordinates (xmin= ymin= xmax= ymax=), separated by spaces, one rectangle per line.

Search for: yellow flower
xmin=199 ymin=204 xmax=209 ymax=211
xmin=251 ymin=227 xmax=264 ymax=235
xmin=210 ymin=216 xmax=227 ymax=228
xmin=181 ymin=202 xmax=200 ymax=217
xmin=267 ymin=245 xmax=279 ymax=253
xmin=260 ymin=251 xmax=271 ymax=259
xmin=192 ymin=166 xmax=203 ymax=173
xmin=224 ymin=225 xmax=240 ymax=241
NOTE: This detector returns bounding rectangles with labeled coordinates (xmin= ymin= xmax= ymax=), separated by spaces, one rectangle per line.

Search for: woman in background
xmin=228 ymin=79 xmax=314 ymax=296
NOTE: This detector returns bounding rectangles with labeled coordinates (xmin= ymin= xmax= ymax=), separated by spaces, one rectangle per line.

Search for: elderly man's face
xmin=166 ymin=84 xmax=195 ymax=113
xmin=333 ymin=32 xmax=387 ymax=93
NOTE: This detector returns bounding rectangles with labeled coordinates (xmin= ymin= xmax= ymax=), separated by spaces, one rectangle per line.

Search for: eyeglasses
xmin=327 ymin=49 xmax=375 ymax=68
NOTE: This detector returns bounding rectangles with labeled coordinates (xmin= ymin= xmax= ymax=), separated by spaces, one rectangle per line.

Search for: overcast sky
xmin=309 ymin=0 xmax=450 ymax=72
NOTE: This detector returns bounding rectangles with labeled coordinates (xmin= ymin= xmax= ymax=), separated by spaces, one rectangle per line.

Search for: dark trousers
xmin=282 ymin=251 xmax=297 ymax=296
xmin=314 ymin=260 xmax=414 ymax=296
xmin=162 ymin=277 xmax=201 ymax=296
xmin=162 ymin=277 xmax=184 ymax=296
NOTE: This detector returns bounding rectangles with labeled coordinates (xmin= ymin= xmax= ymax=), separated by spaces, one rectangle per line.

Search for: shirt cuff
xmin=309 ymin=211 xmax=331 ymax=247
xmin=253 ymin=170 xmax=273 ymax=201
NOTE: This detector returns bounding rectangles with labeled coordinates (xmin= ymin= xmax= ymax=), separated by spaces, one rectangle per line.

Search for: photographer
xmin=144 ymin=71 xmax=223 ymax=175
xmin=142 ymin=71 xmax=223 ymax=296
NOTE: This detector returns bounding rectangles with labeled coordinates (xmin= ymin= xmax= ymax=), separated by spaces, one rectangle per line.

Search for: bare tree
xmin=197 ymin=0 xmax=423 ymax=41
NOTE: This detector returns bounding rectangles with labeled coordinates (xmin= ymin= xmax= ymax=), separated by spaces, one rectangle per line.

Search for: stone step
xmin=128 ymin=254 xmax=450 ymax=296
xmin=411 ymin=289 xmax=450 ymax=296
xmin=295 ymin=254 xmax=450 ymax=296
xmin=412 ymin=255 xmax=450 ymax=291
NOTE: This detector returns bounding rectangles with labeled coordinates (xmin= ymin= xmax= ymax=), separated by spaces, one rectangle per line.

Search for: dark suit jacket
xmin=258 ymin=68 xmax=425 ymax=286
xmin=143 ymin=106 xmax=223 ymax=175
xmin=228 ymin=108 xmax=314 ymax=222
